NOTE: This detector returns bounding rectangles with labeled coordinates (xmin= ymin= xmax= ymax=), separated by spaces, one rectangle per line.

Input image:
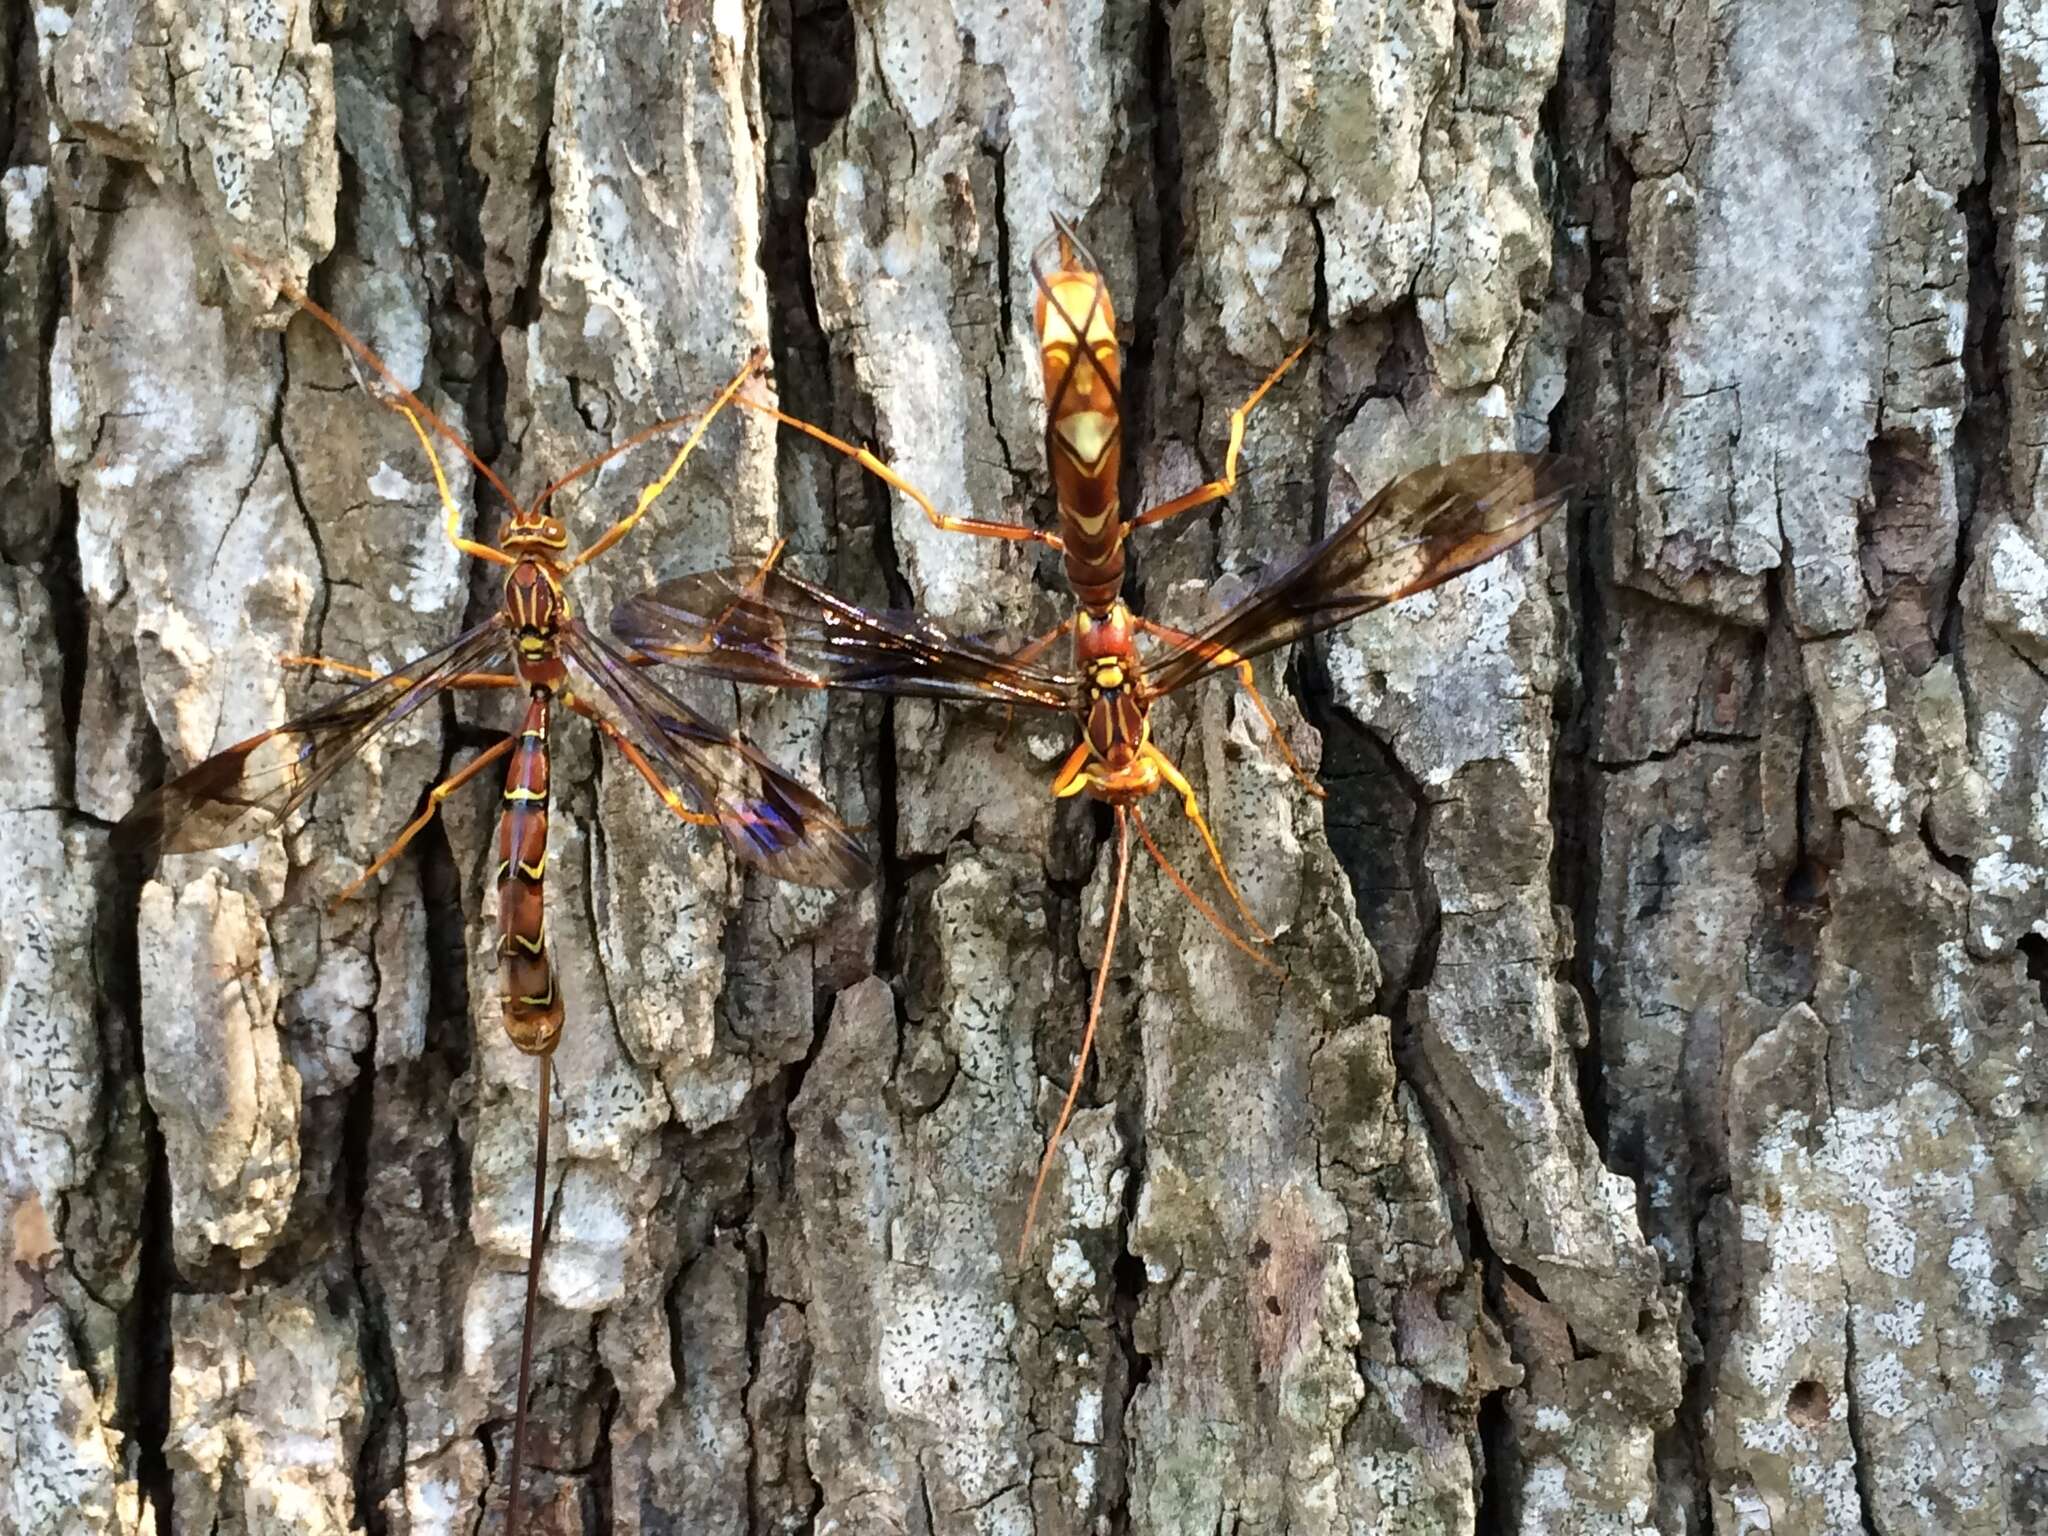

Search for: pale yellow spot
xmin=1057 ymin=411 xmax=1116 ymax=473
xmin=1068 ymin=504 xmax=1115 ymax=538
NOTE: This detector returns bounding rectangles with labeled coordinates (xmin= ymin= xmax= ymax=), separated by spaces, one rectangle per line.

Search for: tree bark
xmin=0 ymin=0 xmax=2035 ymax=1533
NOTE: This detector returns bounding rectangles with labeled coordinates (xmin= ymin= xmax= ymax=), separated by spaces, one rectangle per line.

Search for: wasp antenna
xmin=531 ymin=347 xmax=772 ymax=521
xmin=246 ymin=260 xmax=523 ymax=513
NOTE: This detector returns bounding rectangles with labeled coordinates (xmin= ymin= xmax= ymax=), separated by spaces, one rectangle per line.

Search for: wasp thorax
xmin=1073 ymin=603 xmax=1137 ymax=664
xmin=504 ymin=563 xmax=570 ymax=679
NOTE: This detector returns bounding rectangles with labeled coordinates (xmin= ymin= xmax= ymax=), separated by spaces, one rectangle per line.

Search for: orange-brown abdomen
xmin=497 ymin=692 xmax=563 ymax=1055
xmin=1034 ymin=228 xmax=1126 ymax=614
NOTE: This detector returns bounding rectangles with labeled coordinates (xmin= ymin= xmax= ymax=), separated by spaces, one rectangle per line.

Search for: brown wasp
xmin=116 ymin=275 xmax=868 ymax=1533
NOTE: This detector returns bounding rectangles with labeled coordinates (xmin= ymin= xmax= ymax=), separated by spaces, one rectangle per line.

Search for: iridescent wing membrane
xmin=560 ymin=619 xmax=868 ymax=888
xmin=116 ymin=613 xmax=869 ymax=889
xmin=614 ymin=453 xmax=1571 ymax=715
xmin=113 ymin=619 xmax=509 ymax=856
xmin=614 ymin=566 xmax=1076 ymax=710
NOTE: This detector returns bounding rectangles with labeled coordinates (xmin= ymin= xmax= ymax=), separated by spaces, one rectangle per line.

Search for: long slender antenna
xmin=251 ymin=261 xmax=524 ymax=514
xmin=532 ymin=346 xmax=769 ymax=524
xmin=505 ymin=1052 xmax=552 ymax=1536
xmin=1019 ymin=806 xmax=1133 ymax=1263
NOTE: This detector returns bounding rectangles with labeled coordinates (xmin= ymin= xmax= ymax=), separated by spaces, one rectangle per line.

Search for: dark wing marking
xmin=113 ymin=619 xmax=509 ymax=857
xmin=611 ymin=565 xmax=1075 ymax=711
xmin=561 ymin=620 xmax=871 ymax=891
xmin=1144 ymin=452 xmax=1572 ymax=698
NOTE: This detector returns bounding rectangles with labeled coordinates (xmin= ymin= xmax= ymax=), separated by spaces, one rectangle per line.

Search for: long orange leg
xmin=1011 ymin=618 xmax=1073 ymax=668
xmin=1020 ymin=804 xmax=1133 ymax=1263
xmin=1129 ymin=805 xmax=1280 ymax=975
xmin=736 ymin=396 xmax=1064 ymax=552
xmin=504 ymin=1051 xmax=551 ymax=1536
xmin=1129 ymin=617 xmax=1325 ymax=800
xmin=1141 ymin=741 xmax=1272 ymax=945
xmin=1126 ymin=334 xmax=1316 ymax=532
xmin=280 ymin=655 xmax=520 ymax=689
xmin=330 ymin=735 xmax=517 ymax=908
xmin=570 ymin=350 xmax=772 ymax=571
xmin=565 ymin=697 xmax=719 ymax=828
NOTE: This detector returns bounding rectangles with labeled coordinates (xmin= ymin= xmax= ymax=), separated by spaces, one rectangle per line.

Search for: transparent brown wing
xmin=561 ymin=620 xmax=871 ymax=891
xmin=1144 ymin=452 xmax=1572 ymax=698
xmin=611 ymin=565 xmax=1075 ymax=711
xmin=113 ymin=619 xmax=510 ymax=856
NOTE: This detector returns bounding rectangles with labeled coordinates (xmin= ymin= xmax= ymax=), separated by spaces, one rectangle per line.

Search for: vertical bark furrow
xmin=9 ymin=2 xmax=2048 ymax=1532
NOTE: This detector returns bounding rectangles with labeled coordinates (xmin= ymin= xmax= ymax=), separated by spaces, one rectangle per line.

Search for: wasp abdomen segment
xmin=498 ymin=691 xmax=563 ymax=1055
xmin=1037 ymin=263 xmax=1127 ymax=615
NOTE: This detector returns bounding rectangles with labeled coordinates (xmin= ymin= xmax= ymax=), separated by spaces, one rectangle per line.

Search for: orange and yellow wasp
xmin=614 ymin=219 xmax=1571 ymax=1258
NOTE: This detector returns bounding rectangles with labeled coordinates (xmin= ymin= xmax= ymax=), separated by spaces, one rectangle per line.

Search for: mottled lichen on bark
xmin=11 ymin=0 xmax=2047 ymax=1529
xmin=1585 ymin=0 xmax=2048 ymax=1531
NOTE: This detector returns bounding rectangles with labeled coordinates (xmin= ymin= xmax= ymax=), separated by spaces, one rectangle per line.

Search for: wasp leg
xmin=1130 ymin=617 xmax=1324 ymax=800
xmin=1142 ymin=741 xmax=1272 ymax=945
xmin=566 ymin=697 xmax=719 ymax=828
xmin=737 ymin=397 xmax=1064 ymax=552
xmin=1126 ymin=334 xmax=1316 ymax=532
xmin=332 ymin=734 xmax=518 ymax=909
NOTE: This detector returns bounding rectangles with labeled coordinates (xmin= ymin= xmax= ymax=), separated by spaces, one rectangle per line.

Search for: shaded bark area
xmin=2 ymin=2 xmax=2041 ymax=1535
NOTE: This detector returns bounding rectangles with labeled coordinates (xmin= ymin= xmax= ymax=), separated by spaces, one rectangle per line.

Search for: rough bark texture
xmin=1 ymin=0 xmax=2040 ymax=1533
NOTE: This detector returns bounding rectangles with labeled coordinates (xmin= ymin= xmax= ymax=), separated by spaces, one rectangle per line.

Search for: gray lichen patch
xmin=11 ymin=0 xmax=2048 ymax=1528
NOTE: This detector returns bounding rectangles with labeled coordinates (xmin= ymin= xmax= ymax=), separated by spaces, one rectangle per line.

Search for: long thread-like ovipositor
xmin=504 ymin=1053 xmax=552 ymax=1536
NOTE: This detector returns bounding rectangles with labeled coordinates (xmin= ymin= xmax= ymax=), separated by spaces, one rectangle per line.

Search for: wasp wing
xmin=114 ymin=619 xmax=510 ymax=857
xmin=1144 ymin=452 xmax=1572 ymax=698
xmin=612 ymin=564 xmax=1075 ymax=711
xmin=562 ymin=619 xmax=872 ymax=891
